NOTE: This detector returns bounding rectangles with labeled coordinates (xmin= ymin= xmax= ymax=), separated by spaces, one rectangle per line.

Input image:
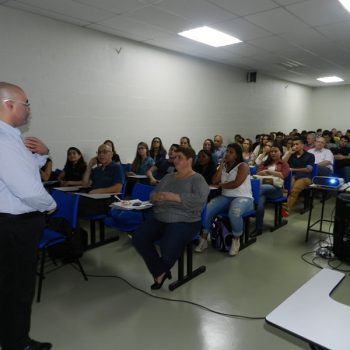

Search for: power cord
xmin=78 ymin=269 xmax=265 ymax=320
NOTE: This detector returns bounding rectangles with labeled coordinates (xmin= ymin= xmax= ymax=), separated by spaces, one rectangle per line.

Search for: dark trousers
xmin=132 ymin=217 xmax=201 ymax=278
xmin=0 ymin=212 xmax=45 ymax=350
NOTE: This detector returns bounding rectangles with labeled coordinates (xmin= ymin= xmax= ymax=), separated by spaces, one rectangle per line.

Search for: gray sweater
xmin=152 ymin=173 xmax=209 ymax=223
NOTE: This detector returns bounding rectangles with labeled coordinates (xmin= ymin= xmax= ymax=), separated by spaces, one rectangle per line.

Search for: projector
xmin=312 ymin=176 xmax=344 ymax=188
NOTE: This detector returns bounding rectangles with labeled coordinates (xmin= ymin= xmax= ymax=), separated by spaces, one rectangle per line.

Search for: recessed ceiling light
xmin=178 ymin=26 xmax=242 ymax=47
xmin=317 ymin=76 xmax=344 ymax=83
xmin=338 ymin=0 xmax=350 ymax=13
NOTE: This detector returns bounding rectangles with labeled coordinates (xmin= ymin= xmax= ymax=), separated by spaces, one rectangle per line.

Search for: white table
xmin=266 ymin=268 xmax=350 ymax=350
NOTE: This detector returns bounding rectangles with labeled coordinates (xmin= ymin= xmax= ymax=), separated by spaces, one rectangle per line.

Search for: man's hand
xmin=24 ymin=136 xmax=49 ymax=155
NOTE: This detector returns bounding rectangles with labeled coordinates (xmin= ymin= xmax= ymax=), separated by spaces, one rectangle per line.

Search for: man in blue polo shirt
xmin=82 ymin=143 xmax=124 ymax=193
xmin=282 ymin=137 xmax=315 ymax=217
xmin=79 ymin=144 xmax=124 ymax=215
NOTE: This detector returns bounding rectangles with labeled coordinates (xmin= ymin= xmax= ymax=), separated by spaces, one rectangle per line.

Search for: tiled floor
xmin=30 ymin=197 xmax=350 ymax=350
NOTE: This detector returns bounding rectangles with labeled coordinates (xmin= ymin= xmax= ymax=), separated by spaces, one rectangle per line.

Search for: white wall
xmin=0 ymin=6 xmax=314 ymax=167
xmin=310 ymin=85 xmax=350 ymax=133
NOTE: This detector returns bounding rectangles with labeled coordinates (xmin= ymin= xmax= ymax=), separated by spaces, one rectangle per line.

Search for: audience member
xmin=150 ymin=137 xmax=167 ymax=162
xmin=82 ymin=143 xmax=124 ymax=194
xmin=322 ymin=130 xmax=337 ymax=149
xmin=132 ymin=147 xmax=208 ymax=290
xmin=179 ymin=136 xmax=192 ymax=149
xmin=146 ymin=144 xmax=179 ymax=185
xmin=331 ymin=136 xmax=350 ymax=182
xmin=281 ymin=137 xmax=315 ymax=217
xmin=202 ymin=138 xmax=218 ymax=164
xmin=80 ymin=143 xmax=124 ymax=215
xmin=128 ymin=142 xmax=155 ymax=176
xmin=58 ymin=146 xmax=87 ymax=186
xmin=104 ymin=139 xmax=121 ymax=164
xmin=40 ymin=158 xmax=54 ymax=182
xmin=213 ymin=134 xmax=226 ymax=161
xmin=254 ymin=140 xmax=272 ymax=166
xmin=242 ymin=138 xmax=256 ymax=165
xmin=252 ymin=144 xmax=289 ymax=236
xmin=253 ymin=134 xmax=271 ymax=158
xmin=234 ymin=134 xmax=244 ymax=147
xmin=193 ymin=149 xmax=217 ymax=185
xmin=304 ymin=131 xmax=316 ymax=151
xmin=196 ymin=143 xmax=253 ymax=256
xmin=308 ymin=137 xmax=334 ymax=176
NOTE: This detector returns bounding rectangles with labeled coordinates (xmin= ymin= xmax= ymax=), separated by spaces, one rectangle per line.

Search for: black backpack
xmin=45 ymin=217 xmax=87 ymax=263
xmin=211 ymin=216 xmax=233 ymax=252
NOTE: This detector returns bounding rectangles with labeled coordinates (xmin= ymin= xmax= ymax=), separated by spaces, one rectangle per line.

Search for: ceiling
xmin=2 ymin=0 xmax=350 ymax=87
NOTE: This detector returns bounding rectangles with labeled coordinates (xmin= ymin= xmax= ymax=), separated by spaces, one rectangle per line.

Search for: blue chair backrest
xmin=121 ymin=163 xmax=131 ymax=173
xmin=249 ymin=166 xmax=256 ymax=176
xmin=284 ymin=171 xmax=293 ymax=193
xmin=311 ymin=163 xmax=318 ymax=179
xmin=250 ymin=178 xmax=260 ymax=206
xmin=50 ymin=189 xmax=79 ymax=229
xmin=131 ymin=183 xmax=154 ymax=201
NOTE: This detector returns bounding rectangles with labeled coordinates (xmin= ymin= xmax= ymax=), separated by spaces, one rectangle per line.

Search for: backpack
xmin=45 ymin=217 xmax=88 ymax=263
xmin=211 ymin=216 xmax=233 ymax=252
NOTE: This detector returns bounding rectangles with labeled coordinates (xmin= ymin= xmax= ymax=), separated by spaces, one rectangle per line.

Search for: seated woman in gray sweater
xmin=132 ymin=147 xmax=209 ymax=290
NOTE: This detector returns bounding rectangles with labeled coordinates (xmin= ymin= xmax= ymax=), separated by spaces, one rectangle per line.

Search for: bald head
xmin=214 ymin=135 xmax=223 ymax=149
xmin=0 ymin=82 xmax=30 ymax=127
xmin=0 ymin=82 xmax=24 ymax=100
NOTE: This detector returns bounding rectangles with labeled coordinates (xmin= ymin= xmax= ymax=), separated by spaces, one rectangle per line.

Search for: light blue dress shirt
xmin=0 ymin=120 xmax=56 ymax=214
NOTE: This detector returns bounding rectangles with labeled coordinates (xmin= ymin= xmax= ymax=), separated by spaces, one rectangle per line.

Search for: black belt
xmin=0 ymin=211 xmax=42 ymax=219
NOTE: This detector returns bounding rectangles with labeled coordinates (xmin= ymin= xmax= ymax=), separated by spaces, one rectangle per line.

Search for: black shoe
xmin=250 ymin=229 xmax=262 ymax=238
xmin=23 ymin=339 xmax=52 ymax=350
xmin=150 ymin=271 xmax=172 ymax=290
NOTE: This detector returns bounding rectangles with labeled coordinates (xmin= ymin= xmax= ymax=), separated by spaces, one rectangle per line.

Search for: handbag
xmin=253 ymin=175 xmax=284 ymax=188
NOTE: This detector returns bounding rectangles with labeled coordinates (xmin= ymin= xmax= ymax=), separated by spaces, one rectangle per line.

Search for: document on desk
xmin=111 ymin=200 xmax=153 ymax=210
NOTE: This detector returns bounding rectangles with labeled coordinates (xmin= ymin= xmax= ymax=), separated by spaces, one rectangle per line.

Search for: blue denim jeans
xmin=256 ymin=184 xmax=283 ymax=231
xmin=203 ymin=195 xmax=253 ymax=237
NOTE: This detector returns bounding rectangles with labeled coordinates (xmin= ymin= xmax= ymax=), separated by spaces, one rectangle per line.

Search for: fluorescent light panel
xmin=317 ymin=76 xmax=344 ymax=83
xmin=178 ymin=26 xmax=242 ymax=47
xmin=338 ymin=0 xmax=350 ymax=13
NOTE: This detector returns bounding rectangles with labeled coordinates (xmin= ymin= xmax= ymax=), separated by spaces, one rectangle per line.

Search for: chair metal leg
xmin=270 ymin=203 xmax=288 ymax=232
xmin=240 ymin=217 xmax=256 ymax=250
xmin=169 ymin=242 xmax=206 ymax=291
xmin=75 ymin=259 xmax=88 ymax=281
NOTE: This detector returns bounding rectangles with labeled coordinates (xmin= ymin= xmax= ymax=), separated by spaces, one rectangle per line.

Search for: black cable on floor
xmin=82 ymin=270 xmax=265 ymax=320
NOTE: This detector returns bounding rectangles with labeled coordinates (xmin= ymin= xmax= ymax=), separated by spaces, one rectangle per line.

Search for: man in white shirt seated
xmin=309 ymin=137 xmax=334 ymax=176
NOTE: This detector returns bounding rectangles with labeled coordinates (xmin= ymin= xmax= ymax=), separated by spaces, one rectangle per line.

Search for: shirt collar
xmin=0 ymin=120 xmax=21 ymax=137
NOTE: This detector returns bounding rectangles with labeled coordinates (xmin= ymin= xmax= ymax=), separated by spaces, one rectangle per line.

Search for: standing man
xmin=0 ymin=82 xmax=56 ymax=350
xmin=213 ymin=134 xmax=226 ymax=162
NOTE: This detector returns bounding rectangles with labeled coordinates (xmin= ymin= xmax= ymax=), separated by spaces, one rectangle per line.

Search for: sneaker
xmin=195 ymin=238 xmax=208 ymax=253
xmin=229 ymin=238 xmax=240 ymax=256
xmin=281 ymin=207 xmax=289 ymax=218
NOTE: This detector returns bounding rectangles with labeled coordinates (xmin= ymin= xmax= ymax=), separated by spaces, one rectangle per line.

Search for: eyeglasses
xmin=97 ymin=150 xmax=111 ymax=155
xmin=2 ymin=99 xmax=31 ymax=108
